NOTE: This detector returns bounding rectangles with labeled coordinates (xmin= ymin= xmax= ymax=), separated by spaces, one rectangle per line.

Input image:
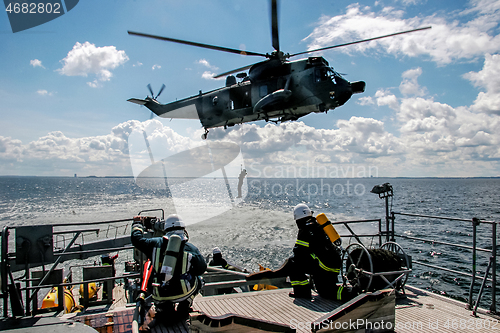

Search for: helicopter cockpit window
xmin=315 ymin=67 xmax=330 ymax=82
xmin=315 ymin=67 xmax=340 ymax=84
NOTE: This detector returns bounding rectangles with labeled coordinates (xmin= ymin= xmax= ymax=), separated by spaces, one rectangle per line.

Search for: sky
xmin=1 ymin=0 xmax=500 ymax=178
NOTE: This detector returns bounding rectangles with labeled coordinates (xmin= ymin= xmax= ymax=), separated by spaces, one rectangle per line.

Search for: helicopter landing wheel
xmin=341 ymin=243 xmax=374 ymax=293
xmin=380 ymin=241 xmax=411 ymax=290
xmin=201 ymin=129 xmax=209 ymax=140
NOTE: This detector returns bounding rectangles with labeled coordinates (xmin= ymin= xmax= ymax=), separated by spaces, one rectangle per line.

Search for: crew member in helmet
xmin=209 ymin=247 xmax=229 ymax=268
xmin=288 ymin=203 xmax=342 ymax=299
xmin=131 ymin=214 xmax=207 ymax=324
xmin=246 ymin=203 xmax=342 ymax=300
xmin=209 ymin=247 xmax=247 ymax=272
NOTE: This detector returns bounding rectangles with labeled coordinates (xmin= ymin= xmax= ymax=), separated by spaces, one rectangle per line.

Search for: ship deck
xmin=189 ymin=285 xmax=499 ymax=333
xmin=1 ymin=284 xmax=498 ymax=332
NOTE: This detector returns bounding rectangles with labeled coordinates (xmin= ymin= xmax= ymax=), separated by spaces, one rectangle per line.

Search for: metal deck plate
xmin=395 ymin=286 xmax=499 ymax=333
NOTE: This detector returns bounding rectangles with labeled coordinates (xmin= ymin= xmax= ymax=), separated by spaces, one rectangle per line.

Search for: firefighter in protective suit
xmin=288 ymin=203 xmax=342 ymax=299
xmin=131 ymin=214 xmax=207 ymax=323
xmin=246 ymin=203 xmax=343 ymax=300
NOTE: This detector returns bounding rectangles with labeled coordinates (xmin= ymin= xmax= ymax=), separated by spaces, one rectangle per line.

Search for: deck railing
xmin=0 ymin=218 xmax=135 ymax=317
xmin=390 ymin=211 xmax=498 ymax=315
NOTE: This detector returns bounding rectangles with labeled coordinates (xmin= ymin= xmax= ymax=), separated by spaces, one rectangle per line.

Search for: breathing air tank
xmin=161 ymin=234 xmax=182 ymax=283
xmin=316 ymin=213 xmax=342 ymax=247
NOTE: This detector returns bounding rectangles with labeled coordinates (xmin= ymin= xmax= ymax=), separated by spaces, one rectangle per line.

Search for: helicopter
xmin=128 ymin=1 xmax=430 ymax=140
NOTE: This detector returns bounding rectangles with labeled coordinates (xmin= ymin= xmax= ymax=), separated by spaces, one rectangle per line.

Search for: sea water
xmin=0 ymin=176 xmax=498 ymax=307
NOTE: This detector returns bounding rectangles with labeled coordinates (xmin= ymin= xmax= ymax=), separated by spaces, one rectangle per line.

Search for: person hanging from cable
xmin=131 ymin=214 xmax=206 ymax=326
xmin=237 ymin=168 xmax=247 ymax=198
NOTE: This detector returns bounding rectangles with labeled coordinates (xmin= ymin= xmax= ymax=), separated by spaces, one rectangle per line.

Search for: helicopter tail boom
xmin=128 ymin=97 xmax=200 ymax=120
xmin=128 ymin=98 xmax=148 ymax=106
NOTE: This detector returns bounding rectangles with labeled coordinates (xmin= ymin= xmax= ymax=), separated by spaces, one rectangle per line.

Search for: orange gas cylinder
xmin=316 ymin=213 xmax=342 ymax=247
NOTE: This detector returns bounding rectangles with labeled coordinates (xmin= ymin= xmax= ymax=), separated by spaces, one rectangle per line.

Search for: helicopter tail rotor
xmin=145 ymin=84 xmax=166 ymax=119
xmin=156 ymin=84 xmax=166 ymax=99
xmin=147 ymin=84 xmax=154 ymax=98
xmin=146 ymin=84 xmax=166 ymax=100
xmin=127 ymin=84 xmax=167 ymax=119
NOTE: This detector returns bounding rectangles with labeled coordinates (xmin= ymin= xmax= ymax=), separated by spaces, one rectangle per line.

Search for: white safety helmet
xmin=164 ymin=214 xmax=186 ymax=232
xmin=293 ymin=203 xmax=312 ymax=221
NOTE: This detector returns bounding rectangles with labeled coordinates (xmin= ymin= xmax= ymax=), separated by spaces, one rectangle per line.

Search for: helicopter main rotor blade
xmin=289 ymin=26 xmax=431 ymax=58
xmin=128 ymin=31 xmax=267 ymax=57
xmin=214 ymin=63 xmax=257 ymax=79
xmin=271 ymin=0 xmax=280 ymax=52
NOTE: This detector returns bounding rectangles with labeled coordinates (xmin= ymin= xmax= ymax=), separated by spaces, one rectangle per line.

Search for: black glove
xmin=133 ymin=216 xmax=155 ymax=230
xmin=143 ymin=217 xmax=155 ymax=230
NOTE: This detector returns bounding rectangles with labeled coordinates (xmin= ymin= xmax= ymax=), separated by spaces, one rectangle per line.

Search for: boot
xmin=289 ymin=285 xmax=311 ymax=299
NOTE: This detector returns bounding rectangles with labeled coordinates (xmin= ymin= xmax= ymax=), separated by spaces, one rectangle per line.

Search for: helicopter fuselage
xmin=129 ymin=56 xmax=365 ymax=131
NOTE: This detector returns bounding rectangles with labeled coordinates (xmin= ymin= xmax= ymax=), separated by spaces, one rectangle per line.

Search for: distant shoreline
xmin=1 ymin=175 xmax=500 ymax=180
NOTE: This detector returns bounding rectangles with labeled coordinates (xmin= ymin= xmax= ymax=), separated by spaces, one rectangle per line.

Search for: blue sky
xmin=1 ymin=0 xmax=500 ymax=177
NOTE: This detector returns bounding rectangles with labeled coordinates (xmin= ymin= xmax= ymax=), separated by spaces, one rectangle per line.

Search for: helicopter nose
xmin=330 ymin=89 xmax=352 ymax=107
xmin=351 ymin=81 xmax=366 ymax=94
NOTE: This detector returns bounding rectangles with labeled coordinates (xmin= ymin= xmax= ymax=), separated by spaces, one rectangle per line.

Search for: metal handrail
xmin=393 ymin=212 xmax=496 ymax=224
xmin=412 ymin=260 xmax=495 ymax=283
xmin=49 ymin=217 xmax=134 ymax=227
xmin=391 ymin=211 xmax=497 ymax=314
xmin=20 ymin=273 xmax=141 ymax=292
xmin=395 ymin=234 xmax=492 ymax=253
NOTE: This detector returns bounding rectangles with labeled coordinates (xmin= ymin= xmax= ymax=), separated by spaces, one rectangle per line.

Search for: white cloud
xmin=206 ymin=118 xmax=402 ymax=173
xmin=197 ymin=59 xmax=218 ymax=70
xmin=357 ymin=96 xmax=375 ymax=106
xmin=36 ymin=89 xmax=53 ymax=96
xmin=201 ymin=71 xmax=225 ymax=81
xmin=57 ymin=42 xmax=129 ymax=87
xmin=152 ymin=64 xmax=161 ymax=70
xmin=398 ymin=97 xmax=457 ymax=133
xmin=375 ymin=89 xmax=399 ymax=110
xmin=1 ymin=106 xmax=499 ymax=177
xmin=0 ymin=122 xmax=138 ymax=176
xmin=201 ymin=71 xmax=216 ymax=80
xmin=30 ymin=59 xmax=45 ymax=69
xmin=464 ymin=53 xmax=500 ymax=114
xmin=399 ymin=67 xmax=426 ymax=96
xmin=397 ymin=0 xmax=425 ymax=5
xmin=303 ymin=2 xmax=500 ymax=65
xmin=196 ymin=59 xmax=222 ymax=80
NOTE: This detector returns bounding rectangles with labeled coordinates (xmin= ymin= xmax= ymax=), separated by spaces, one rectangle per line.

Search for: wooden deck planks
xmin=192 ymin=288 xmax=342 ymax=332
xmin=191 ymin=285 xmax=499 ymax=333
